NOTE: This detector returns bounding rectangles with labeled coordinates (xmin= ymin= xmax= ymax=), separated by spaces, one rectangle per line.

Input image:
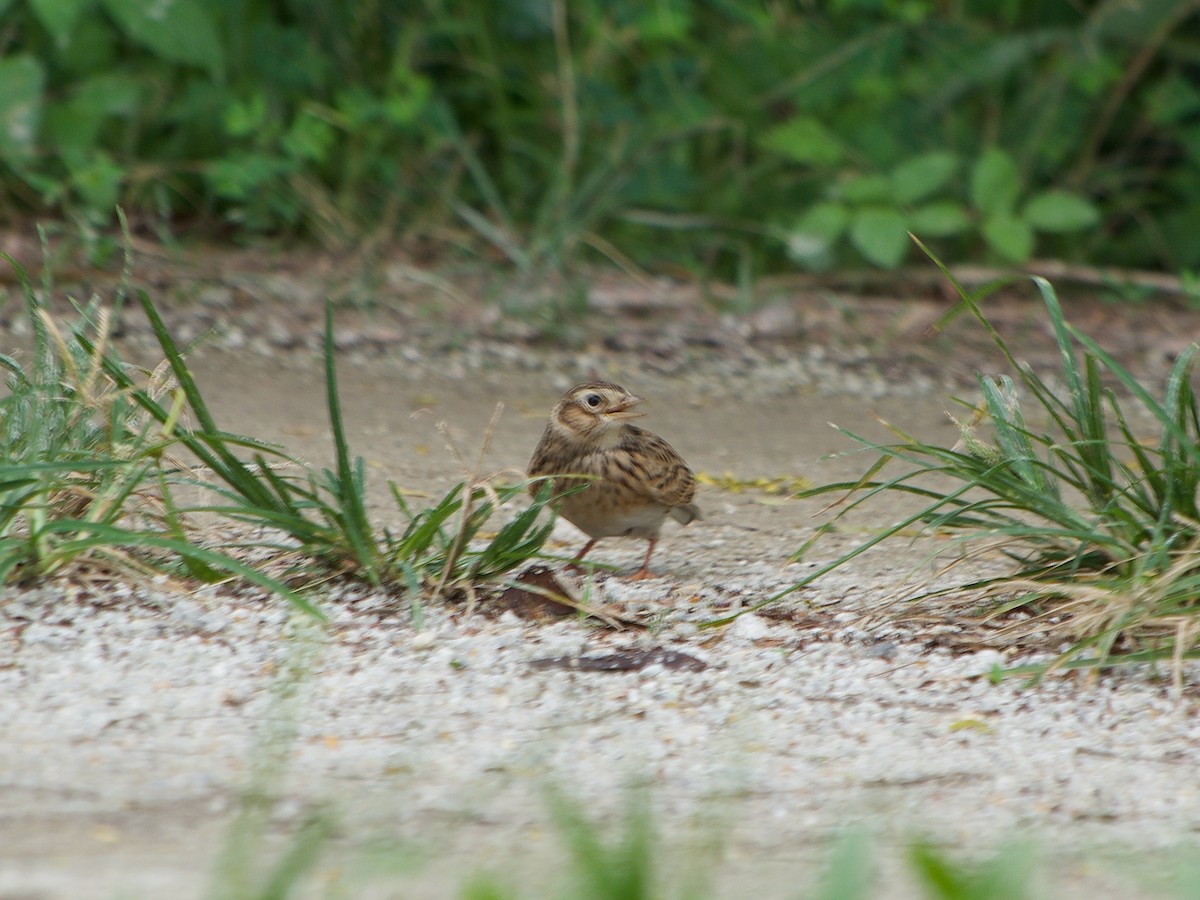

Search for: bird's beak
xmin=608 ymin=394 xmax=645 ymax=420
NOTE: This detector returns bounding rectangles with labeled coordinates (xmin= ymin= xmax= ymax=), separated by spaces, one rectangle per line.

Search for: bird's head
xmin=552 ymin=381 xmax=645 ymax=439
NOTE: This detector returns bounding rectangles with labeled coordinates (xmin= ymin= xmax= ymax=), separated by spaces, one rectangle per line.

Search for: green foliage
xmin=908 ymin=840 xmax=1034 ymax=900
xmin=1 ymin=2 xmax=1196 ymax=272
xmin=776 ymin=245 xmax=1200 ymax=676
xmin=815 ymin=829 xmax=875 ymax=900
xmin=546 ymin=789 xmax=657 ymax=900
xmin=206 ymin=627 xmax=337 ymax=900
xmin=816 ymin=832 xmax=1034 ymax=900
xmin=389 ymin=481 xmax=558 ymax=597
xmin=218 ymin=782 xmax=1059 ymax=899
xmin=788 ymin=146 xmax=1102 ymax=269
xmin=0 ymin=237 xmax=554 ymax=606
xmin=2 ymin=0 xmax=439 ymax=241
xmin=0 ymin=55 xmax=44 ymax=164
xmin=0 ymin=287 xmax=152 ymax=581
xmin=106 ymin=292 xmax=556 ymax=596
xmin=0 ymin=244 xmax=317 ymax=610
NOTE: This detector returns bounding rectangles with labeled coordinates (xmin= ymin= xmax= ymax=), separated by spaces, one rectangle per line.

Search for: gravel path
xmin=3 ymin=345 xmax=1200 ymax=898
xmin=4 ymin=559 xmax=1199 ymax=898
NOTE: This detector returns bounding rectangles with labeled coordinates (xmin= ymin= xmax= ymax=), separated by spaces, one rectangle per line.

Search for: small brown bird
xmin=528 ymin=381 xmax=701 ymax=580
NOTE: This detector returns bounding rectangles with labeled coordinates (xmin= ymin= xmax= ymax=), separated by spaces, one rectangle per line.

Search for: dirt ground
xmin=3 ymin=241 xmax=1200 ymax=898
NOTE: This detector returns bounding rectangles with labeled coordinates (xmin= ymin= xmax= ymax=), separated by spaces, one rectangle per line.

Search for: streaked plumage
xmin=528 ymin=381 xmax=700 ymax=579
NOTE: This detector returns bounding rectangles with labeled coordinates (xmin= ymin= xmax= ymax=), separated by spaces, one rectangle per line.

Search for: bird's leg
xmin=626 ymin=539 xmax=659 ymax=581
xmin=566 ymin=538 xmax=598 ymax=573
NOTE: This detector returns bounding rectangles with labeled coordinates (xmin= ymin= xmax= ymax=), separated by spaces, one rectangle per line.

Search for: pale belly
xmin=556 ymin=488 xmax=669 ymax=539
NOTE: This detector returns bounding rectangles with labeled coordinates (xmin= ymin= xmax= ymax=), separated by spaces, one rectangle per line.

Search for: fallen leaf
xmin=497 ymin=567 xmax=637 ymax=628
xmin=497 ymin=566 xmax=580 ymax=620
xmin=528 ymin=646 xmax=707 ymax=673
xmin=696 ymin=470 xmax=812 ymax=496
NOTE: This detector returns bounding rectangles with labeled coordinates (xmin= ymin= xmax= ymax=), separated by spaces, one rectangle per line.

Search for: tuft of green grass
xmin=547 ymin=788 xmax=657 ymax=900
xmin=206 ymin=618 xmax=337 ymax=900
xmin=89 ymin=290 xmax=558 ymax=605
xmin=776 ymin=242 xmax=1200 ymax=679
xmin=2 ymin=230 xmax=556 ymax=612
xmin=908 ymin=838 xmax=1034 ymax=900
xmin=0 ymin=243 xmax=322 ymax=613
xmin=816 ymin=828 xmax=874 ymax=900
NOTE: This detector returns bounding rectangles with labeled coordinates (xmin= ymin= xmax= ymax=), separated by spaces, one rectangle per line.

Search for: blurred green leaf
xmin=816 ymin=828 xmax=874 ymax=900
xmin=45 ymin=104 xmax=100 ymax=157
xmin=1066 ymin=52 xmax=1122 ymax=96
xmin=334 ymin=88 xmax=378 ymax=128
xmin=909 ymin=839 xmax=1033 ymax=900
xmin=795 ymin=201 xmax=851 ymax=240
xmin=838 ymin=174 xmax=893 ymax=204
xmin=787 ymin=202 xmax=850 ymax=269
xmin=982 ymin=212 xmax=1034 ymax=262
xmin=207 ymin=153 xmax=295 ymax=200
xmin=1144 ymin=73 xmax=1200 ymax=125
xmin=891 ymin=151 xmax=959 ymax=204
xmin=460 ymin=876 xmax=515 ymax=900
xmin=1023 ymin=190 xmax=1101 ymax=233
xmin=383 ymin=66 xmax=432 ymax=127
xmin=970 ymin=147 xmax=1021 ymax=216
xmin=910 ymin=201 xmax=971 ymax=237
xmin=100 ymin=0 xmax=224 ymax=77
xmin=224 ymin=95 xmax=269 ymax=138
xmin=634 ymin=4 xmax=693 ymax=41
xmin=850 ymin=207 xmax=909 ymax=267
xmin=0 ymin=56 xmax=45 ymax=165
xmin=29 ymin=0 xmax=94 ymax=48
xmin=45 ymin=74 xmax=142 ymax=155
xmin=66 ymin=150 xmax=124 ymax=212
xmin=57 ymin=17 xmax=120 ymax=75
xmin=72 ymin=74 xmax=142 ymax=117
xmin=1090 ymin=0 xmax=1195 ymax=42
xmin=760 ymin=117 xmax=844 ymax=165
xmin=282 ymin=111 xmax=336 ymax=163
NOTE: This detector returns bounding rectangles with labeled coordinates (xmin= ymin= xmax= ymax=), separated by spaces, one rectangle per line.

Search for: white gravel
xmin=3 ymin=556 xmax=1200 ymax=897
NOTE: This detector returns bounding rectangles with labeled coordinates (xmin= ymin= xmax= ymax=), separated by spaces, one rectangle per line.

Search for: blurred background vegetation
xmin=2 ymin=0 xmax=1198 ymax=278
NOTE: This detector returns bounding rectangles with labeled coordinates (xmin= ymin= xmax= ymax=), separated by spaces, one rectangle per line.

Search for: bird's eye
xmin=585 ymin=393 xmax=602 ymax=408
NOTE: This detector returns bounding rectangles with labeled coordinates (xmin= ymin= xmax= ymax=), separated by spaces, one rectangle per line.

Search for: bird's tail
xmin=670 ymin=503 xmax=702 ymax=525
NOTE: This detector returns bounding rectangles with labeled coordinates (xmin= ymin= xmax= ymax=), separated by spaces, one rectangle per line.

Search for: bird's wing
xmin=619 ymin=426 xmax=697 ymax=509
xmin=527 ymin=427 xmax=558 ymax=479
xmin=527 ymin=427 xmax=574 ymax=497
